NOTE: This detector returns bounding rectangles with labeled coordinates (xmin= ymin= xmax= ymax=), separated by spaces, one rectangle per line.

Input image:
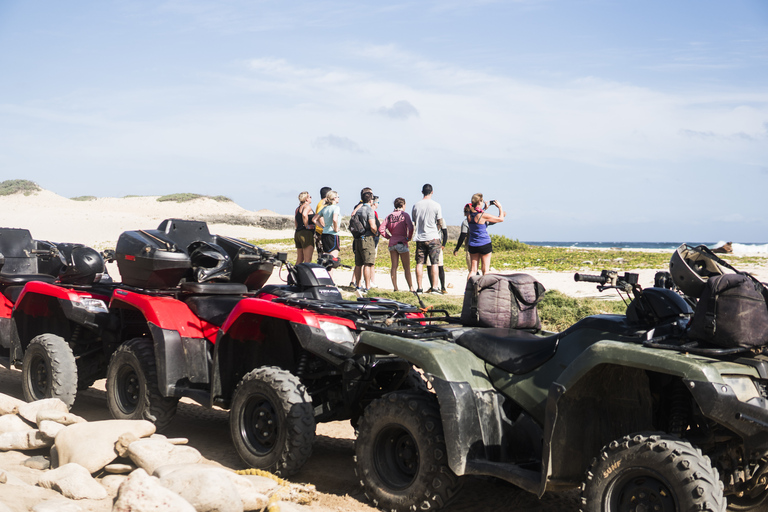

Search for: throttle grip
xmin=574 ymin=273 xmax=608 ymax=284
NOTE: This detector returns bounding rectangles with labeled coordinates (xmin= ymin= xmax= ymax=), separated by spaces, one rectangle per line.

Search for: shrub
xmin=490 ymin=235 xmax=528 ymax=251
xmin=70 ymin=195 xmax=97 ymax=201
xmin=157 ymin=193 xmax=203 ymax=202
xmin=0 ymin=179 xmax=40 ymax=196
xmin=210 ymin=195 xmax=233 ymax=202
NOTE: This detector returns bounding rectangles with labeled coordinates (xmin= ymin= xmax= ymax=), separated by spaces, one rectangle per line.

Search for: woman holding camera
xmin=465 ymin=193 xmax=505 ymax=278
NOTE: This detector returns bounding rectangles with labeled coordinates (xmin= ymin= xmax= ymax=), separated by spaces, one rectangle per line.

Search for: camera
xmin=489 ymin=200 xmax=497 ymax=206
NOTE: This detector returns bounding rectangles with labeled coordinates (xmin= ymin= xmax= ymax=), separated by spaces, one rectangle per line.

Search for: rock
xmin=0 ymin=413 xmax=34 ymax=434
xmin=112 ymin=468 xmax=197 ymax=512
xmin=54 ymin=419 xmax=156 ymax=473
xmin=158 ymin=465 xmax=244 ymax=512
xmin=147 ymin=433 xmax=188 ymax=444
xmin=24 ymin=455 xmax=51 ymax=470
xmin=239 ymin=474 xmax=280 ymax=495
xmin=0 ymin=429 xmax=51 ymax=451
xmin=36 ymin=410 xmax=85 ymax=427
xmin=115 ymin=432 xmax=139 ymax=457
xmin=38 ymin=419 xmax=66 ymax=440
xmin=99 ymin=474 xmax=127 ymax=497
xmin=37 ymin=463 xmax=109 ymax=500
xmin=17 ymin=398 xmax=68 ymax=423
xmin=0 ymin=469 xmax=7 ymax=484
xmin=104 ymin=463 xmax=134 ymax=474
xmin=127 ymin=438 xmax=201 ymax=475
xmin=0 ymin=501 xmax=13 ymax=512
xmin=154 ymin=465 xmax=269 ymax=512
xmin=0 ymin=393 xmax=25 ymax=415
xmin=32 ymin=498 xmax=84 ymax=512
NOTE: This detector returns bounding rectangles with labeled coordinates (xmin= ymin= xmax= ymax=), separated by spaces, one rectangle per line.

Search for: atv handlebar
xmin=574 ymin=273 xmax=608 ymax=284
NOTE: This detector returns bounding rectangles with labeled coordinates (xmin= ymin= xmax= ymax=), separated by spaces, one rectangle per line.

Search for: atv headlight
xmin=319 ymin=321 xmax=355 ymax=344
xmin=73 ymin=298 xmax=109 ymax=314
xmin=722 ymin=376 xmax=761 ymax=402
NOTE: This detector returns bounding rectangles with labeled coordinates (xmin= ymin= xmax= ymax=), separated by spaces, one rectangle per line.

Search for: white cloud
xmin=313 ymin=134 xmax=368 ymax=154
xmin=375 ymin=100 xmax=419 ymax=119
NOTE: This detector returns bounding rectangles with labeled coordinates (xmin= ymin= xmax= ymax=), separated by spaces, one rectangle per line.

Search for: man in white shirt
xmin=411 ymin=184 xmax=444 ymax=293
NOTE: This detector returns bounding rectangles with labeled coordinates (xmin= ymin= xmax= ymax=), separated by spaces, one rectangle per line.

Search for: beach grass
xmin=0 ymin=179 xmax=40 ymax=196
xmin=158 ymin=193 xmax=233 ymax=203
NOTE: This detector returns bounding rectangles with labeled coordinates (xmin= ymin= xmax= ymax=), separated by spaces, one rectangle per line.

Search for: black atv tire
xmin=354 ymin=391 xmax=462 ymax=512
xmin=581 ymin=432 xmax=726 ymax=512
xmin=21 ymin=334 xmax=77 ymax=409
xmin=230 ymin=366 xmax=315 ymax=477
xmin=105 ymin=338 xmax=178 ymax=431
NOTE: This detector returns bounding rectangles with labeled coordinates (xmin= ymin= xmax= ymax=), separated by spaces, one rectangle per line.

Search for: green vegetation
xmin=0 ymin=179 xmax=40 ymax=196
xmin=70 ymin=195 xmax=97 ymax=201
xmin=246 ymin=235 xmax=761 ymax=274
xmin=345 ymin=288 xmax=626 ymax=332
xmin=158 ymin=193 xmax=233 ymax=203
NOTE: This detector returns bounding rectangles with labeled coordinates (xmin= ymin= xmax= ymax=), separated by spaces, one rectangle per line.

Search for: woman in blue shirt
xmin=465 ymin=193 xmax=505 ymax=279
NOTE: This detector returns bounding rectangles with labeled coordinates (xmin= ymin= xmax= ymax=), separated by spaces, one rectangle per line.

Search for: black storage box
xmin=115 ymin=229 xmax=191 ymax=288
xmin=0 ymin=228 xmax=61 ymax=276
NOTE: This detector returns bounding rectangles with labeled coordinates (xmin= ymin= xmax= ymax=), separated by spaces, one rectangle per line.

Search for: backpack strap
xmin=691 ymin=245 xmax=768 ymax=295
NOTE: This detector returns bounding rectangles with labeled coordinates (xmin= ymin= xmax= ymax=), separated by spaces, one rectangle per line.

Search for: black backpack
xmin=348 ymin=213 xmax=366 ymax=238
xmin=685 ymin=247 xmax=768 ymax=348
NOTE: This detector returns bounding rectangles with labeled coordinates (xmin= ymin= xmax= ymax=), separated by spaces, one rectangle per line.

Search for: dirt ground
xmin=0 ymin=367 xmax=580 ymax=512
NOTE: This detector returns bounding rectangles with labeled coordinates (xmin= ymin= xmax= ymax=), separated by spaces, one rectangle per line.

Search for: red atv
xmin=0 ymin=228 xmax=116 ymax=408
xmin=105 ymin=219 xmax=440 ymax=476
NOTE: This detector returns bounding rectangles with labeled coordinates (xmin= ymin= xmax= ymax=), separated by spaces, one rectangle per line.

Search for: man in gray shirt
xmin=411 ymin=183 xmax=445 ymax=293
xmin=352 ymin=191 xmax=378 ymax=295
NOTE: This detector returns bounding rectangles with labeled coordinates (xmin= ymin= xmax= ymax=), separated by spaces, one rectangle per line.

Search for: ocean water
xmin=524 ymin=241 xmax=768 ymax=256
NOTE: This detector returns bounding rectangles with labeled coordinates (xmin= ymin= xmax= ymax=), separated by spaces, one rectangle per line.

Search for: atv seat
xmin=456 ymin=328 xmax=560 ymax=375
xmin=0 ymin=273 xmax=57 ymax=287
xmin=180 ymin=282 xmax=248 ymax=295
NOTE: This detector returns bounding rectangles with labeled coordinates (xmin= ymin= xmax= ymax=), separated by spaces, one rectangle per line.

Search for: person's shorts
xmin=353 ymin=236 xmax=376 ymax=266
xmin=468 ymin=242 xmax=493 ymax=255
xmin=415 ymin=239 xmax=442 ymax=265
xmin=314 ymin=230 xmax=323 ymax=252
xmin=294 ymin=230 xmax=314 ymax=249
xmin=321 ymin=233 xmax=340 ymax=253
xmin=432 ymin=247 xmax=444 ymax=266
xmin=389 ymin=242 xmax=409 ymax=254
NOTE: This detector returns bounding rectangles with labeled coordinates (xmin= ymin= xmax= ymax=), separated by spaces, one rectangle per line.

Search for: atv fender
xmin=540 ymin=340 xmax=764 ymax=493
xmin=356 ymin=332 xmax=505 ymax=478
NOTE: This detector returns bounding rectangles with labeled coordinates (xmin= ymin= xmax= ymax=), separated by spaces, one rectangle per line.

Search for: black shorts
xmin=321 ymin=234 xmax=340 ymax=253
xmin=468 ymin=242 xmax=492 ymax=255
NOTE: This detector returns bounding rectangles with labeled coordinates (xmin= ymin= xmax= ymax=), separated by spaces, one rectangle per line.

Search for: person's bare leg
xmin=401 ymin=253 xmax=414 ymax=291
xmin=415 ymin=262 xmax=424 ymax=290
xmin=389 ymin=250 xmax=399 ymax=291
xmin=468 ymin=254 xmax=480 ymax=279
xmin=430 ymin=264 xmax=438 ymax=290
xmin=363 ymin=264 xmax=373 ymax=289
xmin=303 ymin=246 xmax=314 ymax=265
xmin=480 ymin=253 xmax=492 ymax=275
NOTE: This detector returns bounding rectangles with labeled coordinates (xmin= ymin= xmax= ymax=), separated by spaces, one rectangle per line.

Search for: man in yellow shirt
xmin=314 ymin=186 xmax=332 ymax=255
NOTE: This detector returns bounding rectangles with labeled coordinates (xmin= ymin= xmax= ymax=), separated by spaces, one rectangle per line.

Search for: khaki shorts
xmin=294 ymin=230 xmax=313 ymax=249
xmin=353 ymin=236 xmax=376 ymax=266
xmin=415 ymin=239 xmax=441 ymax=265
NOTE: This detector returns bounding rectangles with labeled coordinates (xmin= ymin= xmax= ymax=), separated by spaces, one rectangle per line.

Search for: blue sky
xmin=1 ymin=0 xmax=766 ymax=242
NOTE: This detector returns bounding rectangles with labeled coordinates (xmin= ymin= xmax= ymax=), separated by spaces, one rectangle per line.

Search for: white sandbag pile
xmin=0 ymin=392 xmax=317 ymax=512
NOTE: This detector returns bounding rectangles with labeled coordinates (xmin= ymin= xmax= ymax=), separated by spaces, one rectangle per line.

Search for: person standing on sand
xmin=352 ymin=191 xmax=377 ymax=295
xmin=313 ymin=190 xmax=341 ymax=275
xmin=465 ymin=193 xmax=505 ymax=278
xmin=350 ymin=187 xmax=373 ymax=289
xmin=294 ymin=191 xmax=315 ymax=265
xmin=411 ymin=184 xmax=444 ymax=293
xmin=379 ymin=197 xmax=414 ymax=292
xmin=314 ymin=186 xmax=332 ymax=255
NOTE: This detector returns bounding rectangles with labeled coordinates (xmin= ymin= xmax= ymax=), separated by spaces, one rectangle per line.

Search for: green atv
xmin=353 ymin=271 xmax=768 ymax=512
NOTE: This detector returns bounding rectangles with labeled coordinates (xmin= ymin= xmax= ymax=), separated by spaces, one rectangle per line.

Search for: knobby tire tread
xmin=230 ymin=366 xmax=315 ymax=477
xmin=354 ymin=390 xmax=462 ymax=512
xmin=21 ymin=334 xmax=78 ymax=409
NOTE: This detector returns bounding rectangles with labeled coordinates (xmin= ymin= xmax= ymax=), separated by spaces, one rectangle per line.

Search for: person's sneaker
xmin=440 ymin=288 xmax=448 ymax=295
xmin=355 ymin=287 xmax=368 ymax=298
xmin=425 ymin=287 xmax=436 ymax=294
xmin=415 ymin=288 xmax=423 ymax=293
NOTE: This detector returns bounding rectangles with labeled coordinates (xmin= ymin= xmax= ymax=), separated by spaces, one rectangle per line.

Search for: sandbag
xmin=687 ymin=273 xmax=768 ymax=348
xmin=461 ymin=273 xmax=546 ymax=329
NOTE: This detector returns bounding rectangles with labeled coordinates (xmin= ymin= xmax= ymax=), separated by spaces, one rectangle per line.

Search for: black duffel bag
xmin=688 ymin=273 xmax=768 ymax=348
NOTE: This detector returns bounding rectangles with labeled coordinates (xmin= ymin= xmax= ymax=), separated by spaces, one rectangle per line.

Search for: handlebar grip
xmin=574 ymin=273 xmax=608 ymax=284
